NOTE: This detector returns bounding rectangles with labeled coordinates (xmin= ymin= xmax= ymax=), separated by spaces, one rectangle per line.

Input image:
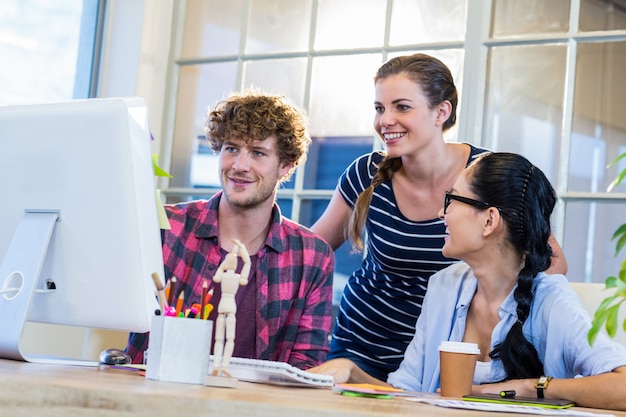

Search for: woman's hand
xmin=472 ymin=379 xmax=536 ymax=398
xmin=308 ymin=358 xmax=391 ymax=386
xmin=307 ymin=358 xmax=356 ymax=384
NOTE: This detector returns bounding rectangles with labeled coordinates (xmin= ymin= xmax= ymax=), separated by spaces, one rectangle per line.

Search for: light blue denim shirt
xmin=387 ymin=262 xmax=626 ymax=392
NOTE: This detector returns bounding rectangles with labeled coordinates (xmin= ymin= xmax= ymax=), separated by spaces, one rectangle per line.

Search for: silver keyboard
xmin=209 ymin=356 xmax=334 ymax=387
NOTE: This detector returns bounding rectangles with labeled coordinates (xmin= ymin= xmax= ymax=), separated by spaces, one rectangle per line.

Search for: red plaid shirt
xmin=126 ymin=192 xmax=334 ymax=369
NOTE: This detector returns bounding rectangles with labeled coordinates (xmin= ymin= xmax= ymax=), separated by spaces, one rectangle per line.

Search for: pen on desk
xmin=204 ymin=287 xmax=214 ymax=305
xmin=203 ymin=304 xmax=214 ymax=320
xmin=167 ymin=276 xmax=177 ymax=307
xmin=200 ymin=281 xmax=208 ymax=320
xmin=500 ymin=390 xmax=516 ymax=398
xmin=151 ymin=272 xmax=168 ymax=313
xmin=163 ymin=306 xmax=177 ymax=317
xmin=164 ymin=279 xmax=171 ymax=305
xmin=203 ymin=288 xmax=214 ymax=320
xmin=175 ymin=290 xmax=185 ymax=317
xmin=186 ymin=306 xmax=199 ymax=319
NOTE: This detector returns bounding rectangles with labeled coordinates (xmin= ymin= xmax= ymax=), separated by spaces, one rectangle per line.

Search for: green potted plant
xmin=588 ymin=151 xmax=626 ymax=345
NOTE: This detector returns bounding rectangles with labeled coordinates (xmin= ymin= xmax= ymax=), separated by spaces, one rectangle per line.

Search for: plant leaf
xmin=605 ymin=276 xmax=618 ymax=289
xmin=588 ymin=321 xmax=602 ymax=346
xmin=614 ymin=228 xmax=626 ymax=257
xmin=594 ymin=295 xmax=617 ymax=319
xmin=612 ymin=224 xmax=626 ymax=240
xmin=607 ymin=151 xmax=626 ymax=169
xmin=606 ymin=151 xmax=626 ymax=192
xmin=605 ymin=304 xmax=620 ymax=337
xmin=589 ymin=306 xmax=613 ymax=345
xmin=619 ymin=261 xmax=626 ymax=287
xmin=607 ymin=170 xmax=626 ymax=192
xmin=590 ymin=151 xmax=626 ymax=345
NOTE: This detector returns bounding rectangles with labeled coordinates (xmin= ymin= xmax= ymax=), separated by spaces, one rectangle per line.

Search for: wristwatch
xmin=535 ymin=376 xmax=553 ymax=398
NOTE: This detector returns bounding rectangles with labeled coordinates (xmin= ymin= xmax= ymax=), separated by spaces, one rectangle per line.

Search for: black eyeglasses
xmin=444 ymin=192 xmax=492 ymax=214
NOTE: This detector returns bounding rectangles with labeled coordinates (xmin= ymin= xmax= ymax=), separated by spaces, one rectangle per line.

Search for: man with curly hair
xmin=126 ymin=91 xmax=335 ymax=370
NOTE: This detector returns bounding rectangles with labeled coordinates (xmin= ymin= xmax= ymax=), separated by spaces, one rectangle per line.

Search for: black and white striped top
xmin=327 ymin=144 xmax=489 ymax=381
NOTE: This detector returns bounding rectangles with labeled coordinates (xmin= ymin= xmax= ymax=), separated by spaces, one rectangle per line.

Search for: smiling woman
xmin=308 ymin=53 xmax=490 ymax=384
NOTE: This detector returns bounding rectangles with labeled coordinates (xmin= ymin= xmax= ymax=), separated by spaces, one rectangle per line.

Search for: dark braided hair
xmin=348 ymin=54 xmax=458 ymax=251
xmin=465 ymin=152 xmax=556 ymax=379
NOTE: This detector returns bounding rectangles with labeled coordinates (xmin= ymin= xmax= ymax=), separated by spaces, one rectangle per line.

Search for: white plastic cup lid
xmin=438 ymin=341 xmax=481 ymax=354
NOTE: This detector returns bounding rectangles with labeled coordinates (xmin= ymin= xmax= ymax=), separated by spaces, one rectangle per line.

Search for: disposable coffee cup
xmin=438 ymin=341 xmax=481 ymax=398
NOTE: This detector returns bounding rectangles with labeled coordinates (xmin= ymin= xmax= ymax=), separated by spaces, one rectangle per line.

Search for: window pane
xmin=276 ymin=198 xmax=293 ymax=220
xmin=181 ymin=0 xmax=243 ymax=58
xmin=246 ymin=0 xmax=312 ymax=54
xmin=483 ymin=45 xmax=566 ymax=186
xmin=314 ymin=0 xmax=386 ymax=50
xmin=304 ymin=136 xmax=374 ymax=190
xmin=0 ymin=0 xmax=95 ymax=105
xmin=309 ymin=54 xmax=382 ymax=137
xmin=190 ymin=147 xmax=220 ymax=188
xmin=564 ymin=201 xmax=625 ymax=283
xmin=570 ymin=41 xmax=626 ymax=193
xmin=243 ymin=58 xmax=308 ymax=108
xmin=170 ymin=63 xmax=238 ymax=188
xmin=580 ymin=0 xmax=626 ymax=31
xmin=491 ymin=0 xmax=570 ymax=38
xmin=390 ymin=0 xmax=467 ymax=45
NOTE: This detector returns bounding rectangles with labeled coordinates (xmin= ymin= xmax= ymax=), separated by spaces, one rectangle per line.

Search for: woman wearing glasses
xmin=385 ymin=152 xmax=626 ymax=411
xmin=309 ymin=53 xmax=567 ymax=383
xmin=317 ymin=152 xmax=626 ymax=410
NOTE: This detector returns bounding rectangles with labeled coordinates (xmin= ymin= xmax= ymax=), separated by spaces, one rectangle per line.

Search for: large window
xmin=484 ymin=0 xmax=626 ymax=284
xmin=157 ymin=0 xmax=626 ymax=288
xmin=0 ymin=0 xmax=103 ymax=105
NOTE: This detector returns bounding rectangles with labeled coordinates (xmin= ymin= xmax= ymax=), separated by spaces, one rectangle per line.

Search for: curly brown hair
xmin=205 ymin=90 xmax=311 ymax=182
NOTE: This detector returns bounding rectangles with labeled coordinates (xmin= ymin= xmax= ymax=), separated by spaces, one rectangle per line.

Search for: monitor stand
xmin=0 ymin=211 xmax=98 ymax=366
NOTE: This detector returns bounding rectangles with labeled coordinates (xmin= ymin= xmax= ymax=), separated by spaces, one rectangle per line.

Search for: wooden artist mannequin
xmin=212 ymin=239 xmax=251 ymax=377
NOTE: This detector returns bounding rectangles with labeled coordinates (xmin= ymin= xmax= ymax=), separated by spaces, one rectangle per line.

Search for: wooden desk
xmin=0 ymin=359 xmax=621 ymax=417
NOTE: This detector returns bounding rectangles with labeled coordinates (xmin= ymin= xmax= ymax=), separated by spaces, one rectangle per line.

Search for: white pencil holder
xmin=146 ymin=315 xmax=213 ymax=384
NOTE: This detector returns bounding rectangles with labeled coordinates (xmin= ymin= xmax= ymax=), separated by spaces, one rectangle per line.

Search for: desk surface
xmin=0 ymin=359 xmax=621 ymax=417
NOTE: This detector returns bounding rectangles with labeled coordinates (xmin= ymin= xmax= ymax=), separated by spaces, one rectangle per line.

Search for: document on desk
xmin=333 ymin=383 xmax=436 ymax=398
xmin=405 ymin=398 xmax=616 ymax=417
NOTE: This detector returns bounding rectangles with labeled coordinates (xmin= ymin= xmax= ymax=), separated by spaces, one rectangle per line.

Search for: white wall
xmin=19 ymin=1 xmax=176 ymax=362
xmin=98 ymin=0 xmax=175 ymax=151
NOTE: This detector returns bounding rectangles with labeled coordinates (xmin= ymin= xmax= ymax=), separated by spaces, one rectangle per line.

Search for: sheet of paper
xmin=404 ymin=398 xmax=616 ymax=417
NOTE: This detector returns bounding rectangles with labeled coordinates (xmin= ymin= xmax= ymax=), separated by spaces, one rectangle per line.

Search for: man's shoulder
xmin=280 ymin=217 xmax=322 ymax=239
xmin=164 ymin=199 xmax=215 ymax=233
xmin=166 ymin=199 xmax=211 ymax=217
xmin=278 ymin=218 xmax=333 ymax=252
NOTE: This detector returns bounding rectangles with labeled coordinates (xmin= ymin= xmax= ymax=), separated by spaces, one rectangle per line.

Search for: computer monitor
xmin=0 ymin=97 xmax=164 ymax=365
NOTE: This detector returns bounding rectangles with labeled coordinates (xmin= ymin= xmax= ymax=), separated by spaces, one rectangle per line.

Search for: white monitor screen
xmin=0 ymin=97 xmax=164 ymax=363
